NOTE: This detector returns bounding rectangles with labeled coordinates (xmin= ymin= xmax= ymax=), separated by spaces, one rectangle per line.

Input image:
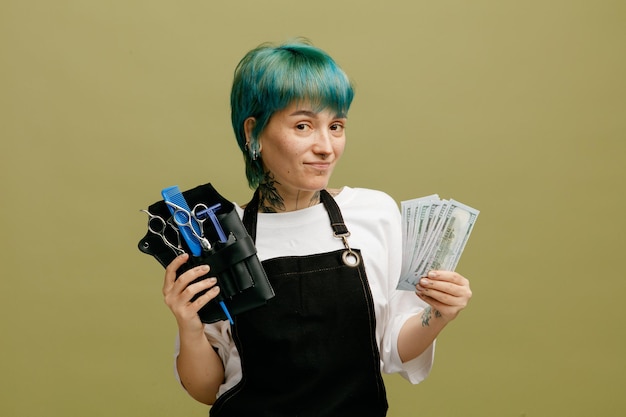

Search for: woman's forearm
xmin=176 ymin=329 xmax=225 ymax=405
xmin=397 ymin=307 xmax=447 ymax=362
xmin=398 ymin=271 xmax=472 ymax=362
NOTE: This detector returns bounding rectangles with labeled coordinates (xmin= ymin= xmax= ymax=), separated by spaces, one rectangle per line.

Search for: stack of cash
xmin=397 ymin=195 xmax=479 ymax=291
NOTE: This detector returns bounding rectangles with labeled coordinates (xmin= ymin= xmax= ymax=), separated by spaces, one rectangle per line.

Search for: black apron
xmin=210 ymin=190 xmax=388 ymax=417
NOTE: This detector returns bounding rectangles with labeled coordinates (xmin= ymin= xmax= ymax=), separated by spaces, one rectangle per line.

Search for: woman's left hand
xmin=415 ymin=270 xmax=472 ymax=323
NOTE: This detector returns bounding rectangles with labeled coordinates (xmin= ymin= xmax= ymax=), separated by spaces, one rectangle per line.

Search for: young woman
xmin=162 ymin=40 xmax=472 ymax=417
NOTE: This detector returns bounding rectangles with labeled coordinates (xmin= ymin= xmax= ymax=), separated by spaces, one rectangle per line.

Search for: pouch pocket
xmin=138 ymin=183 xmax=274 ymax=323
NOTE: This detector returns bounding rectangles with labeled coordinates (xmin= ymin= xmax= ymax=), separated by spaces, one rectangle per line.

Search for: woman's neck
xmin=258 ymin=184 xmax=321 ymax=213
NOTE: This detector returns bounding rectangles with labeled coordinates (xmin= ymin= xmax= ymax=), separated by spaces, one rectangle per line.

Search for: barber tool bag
xmin=138 ymin=183 xmax=274 ymax=324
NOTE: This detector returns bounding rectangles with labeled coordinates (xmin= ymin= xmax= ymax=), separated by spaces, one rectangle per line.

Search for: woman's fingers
xmin=190 ymin=282 xmax=221 ymax=310
xmin=163 ymin=253 xmax=190 ymax=295
xmin=165 ymin=261 xmax=212 ymax=297
xmin=162 ymin=256 xmax=222 ymax=322
xmin=415 ymin=270 xmax=472 ymax=321
xmin=419 ymin=271 xmax=472 ymax=299
xmin=182 ymin=277 xmax=219 ymax=304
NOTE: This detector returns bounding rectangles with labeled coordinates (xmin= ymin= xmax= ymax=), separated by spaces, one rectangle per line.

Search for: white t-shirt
xmin=175 ymin=187 xmax=435 ymax=398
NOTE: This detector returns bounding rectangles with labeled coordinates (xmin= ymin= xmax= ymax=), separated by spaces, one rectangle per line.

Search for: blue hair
xmin=230 ymin=39 xmax=355 ymax=189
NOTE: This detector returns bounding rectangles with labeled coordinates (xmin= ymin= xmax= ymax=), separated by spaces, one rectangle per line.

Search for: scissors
xmin=158 ymin=203 xmax=234 ymax=324
xmin=195 ymin=203 xmax=228 ymax=242
xmin=140 ymin=210 xmax=185 ymax=256
xmin=191 ymin=203 xmax=210 ymax=238
xmin=165 ymin=201 xmax=212 ymax=251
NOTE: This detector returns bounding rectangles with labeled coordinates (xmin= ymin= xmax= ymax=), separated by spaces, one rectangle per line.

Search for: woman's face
xmin=253 ymin=101 xmax=347 ymax=198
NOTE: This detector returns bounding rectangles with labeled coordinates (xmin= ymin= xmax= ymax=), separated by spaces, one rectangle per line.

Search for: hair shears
xmin=165 ymin=201 xmax=212 ymax=251
xmin=140 ymin=210 xmax=185 ymax=256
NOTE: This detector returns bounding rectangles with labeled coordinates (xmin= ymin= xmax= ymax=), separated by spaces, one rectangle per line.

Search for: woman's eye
xmin=296 ymin=123 xmax=310 ymax=131
xmin=330 ymin=123 xmax=344 ymax=132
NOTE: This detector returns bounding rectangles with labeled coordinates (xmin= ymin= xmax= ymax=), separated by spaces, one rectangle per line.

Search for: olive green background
xmin=2 ymin=1 xmax=625 ymax=416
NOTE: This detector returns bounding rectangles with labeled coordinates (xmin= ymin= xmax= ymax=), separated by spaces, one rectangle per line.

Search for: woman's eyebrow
xmin=289 ymin=109 xmax=347 ymax=119
xmin=289 ymin=109 xmax=318 ymax=117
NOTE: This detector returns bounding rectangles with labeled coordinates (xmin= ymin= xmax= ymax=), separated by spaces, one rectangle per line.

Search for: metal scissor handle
xmin=191 ymin=203 xmax=209 ymax=234
xmin=140 ymin=210 xmax=185 ymax=255
xmin=165 ymin=201 xmax=211 ymax=251
xmin=195 ymin=203 xmax=227 ymax=242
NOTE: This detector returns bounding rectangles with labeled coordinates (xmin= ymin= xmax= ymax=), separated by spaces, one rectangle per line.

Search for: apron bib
xmin=210 ymin=190 xmax=388 ymax=417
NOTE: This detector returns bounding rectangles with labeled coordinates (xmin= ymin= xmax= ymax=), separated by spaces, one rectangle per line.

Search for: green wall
xmin=2 ymin=1 xmax=625 ymax=416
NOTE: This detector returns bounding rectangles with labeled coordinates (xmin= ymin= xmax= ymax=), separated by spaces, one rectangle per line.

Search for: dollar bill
xmin=400 ymin=194 xmax=439 ymax=278
xmin=397 ymin=196 xmax=479 ymax=291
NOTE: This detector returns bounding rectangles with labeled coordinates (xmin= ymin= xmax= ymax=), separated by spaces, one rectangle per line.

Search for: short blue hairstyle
xmin=230 ymin=39 xmax=355 ymax=189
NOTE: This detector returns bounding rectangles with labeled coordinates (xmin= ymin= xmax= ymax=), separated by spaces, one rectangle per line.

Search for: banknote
xmin=397 ymin=196 xmax=479 ymax=291
xmin=400 ymin=194 xmax=439 ymax=279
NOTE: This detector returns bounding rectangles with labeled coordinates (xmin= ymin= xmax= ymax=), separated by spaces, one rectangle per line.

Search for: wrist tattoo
xmin=421 ymin=306 xmax=442 ymax=327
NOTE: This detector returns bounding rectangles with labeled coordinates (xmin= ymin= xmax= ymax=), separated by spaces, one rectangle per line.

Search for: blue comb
xmin=161 ymin=185 xmax=234 ymax=325
xmin=161 ymin=185 xmax=203 ymax=256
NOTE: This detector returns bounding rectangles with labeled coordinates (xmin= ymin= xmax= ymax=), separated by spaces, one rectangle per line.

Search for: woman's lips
xmin=305 ymin=162 xmax=331 ymax=171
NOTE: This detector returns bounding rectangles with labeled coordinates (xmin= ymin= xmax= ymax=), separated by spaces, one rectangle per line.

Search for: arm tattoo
xmin=421 ymin=307 xmax=432 ymax=327
xmin=421 ymin=306 xmax=442 ymax=327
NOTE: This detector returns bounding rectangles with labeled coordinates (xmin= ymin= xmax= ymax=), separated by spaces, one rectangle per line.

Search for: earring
xmin=245 ymin=142 xmax=258 ymax=160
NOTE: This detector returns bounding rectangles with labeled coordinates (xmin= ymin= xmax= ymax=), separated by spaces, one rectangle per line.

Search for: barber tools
xmin=138 ymin=183 xmax=274 ymax=324
xmin=140 ymin=210 xmax=185 ymax=256
xmin=160 ymin=186 xmax=233 ymax=323
xmin=195 ymin=204 xmax=227 ymax=242
xmin=161 ymin=185 xmax=208 ymax=255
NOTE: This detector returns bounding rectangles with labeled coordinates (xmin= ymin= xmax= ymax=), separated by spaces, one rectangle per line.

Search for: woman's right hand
xmin=162 ymin=253 xmax=221 ymax=334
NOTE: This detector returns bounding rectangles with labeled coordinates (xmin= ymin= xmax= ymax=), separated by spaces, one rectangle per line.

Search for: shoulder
xmin=334 ymin=186 xmax=398 ymax=210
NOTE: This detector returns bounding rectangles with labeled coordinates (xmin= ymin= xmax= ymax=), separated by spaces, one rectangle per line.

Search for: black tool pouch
xmin=138 ymin=183 xmax=274 ymax=324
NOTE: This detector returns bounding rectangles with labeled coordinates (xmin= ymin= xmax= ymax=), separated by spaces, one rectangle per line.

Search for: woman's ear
xmin=244 ymin=117 xmax=256 ymax=147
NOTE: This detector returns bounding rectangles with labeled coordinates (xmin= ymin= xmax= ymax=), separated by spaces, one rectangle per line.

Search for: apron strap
xmin=243 ymin=189 xmax=359 ymax=267
xmin=243 ymin=189 xmax=349 ymax=240
xmin=242 ymin=188 xmax=260 ymax=242
xmin=319 ymin=189 xmax=349 ymax=236
xmin=320 ymin=189 xmax=361 ymax=267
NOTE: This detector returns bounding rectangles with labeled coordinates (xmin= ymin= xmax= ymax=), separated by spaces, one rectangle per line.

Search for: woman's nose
xmin=313 ymin=130 xmax=333 ymax=155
